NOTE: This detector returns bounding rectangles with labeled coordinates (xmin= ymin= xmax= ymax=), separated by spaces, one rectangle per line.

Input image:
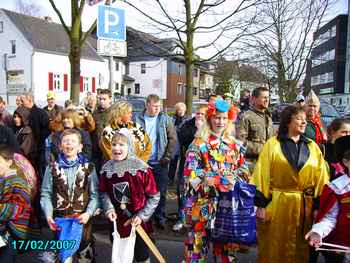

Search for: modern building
xmin=306 ymin=14 xmax=348 ymax=113
xmin=0 ymin=9 xmax=110 ymax=109
xmin=344 ymin=0 xmax=350 ymax=99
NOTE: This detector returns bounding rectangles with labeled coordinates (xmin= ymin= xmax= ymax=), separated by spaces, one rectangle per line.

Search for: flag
xmin=55 ymin=218 xmax=83 ymax=262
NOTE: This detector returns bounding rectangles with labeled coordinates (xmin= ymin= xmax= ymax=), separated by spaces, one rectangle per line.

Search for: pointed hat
xmin=306 ymin=89 xmax=320 ymax=106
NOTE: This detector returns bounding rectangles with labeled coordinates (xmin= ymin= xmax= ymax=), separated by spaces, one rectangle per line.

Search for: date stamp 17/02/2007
xmin=11 ymin=240 xmax=76 ymax=251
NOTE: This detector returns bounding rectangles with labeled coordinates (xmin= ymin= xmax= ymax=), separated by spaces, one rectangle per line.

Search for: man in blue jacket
xmin=135 ymin=94 xmax=177 ymax=229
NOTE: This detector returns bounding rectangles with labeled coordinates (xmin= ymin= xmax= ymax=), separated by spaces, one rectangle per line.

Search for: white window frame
xmin=331 ymin=25 xmax=336 ymax=38
xmin=53 ymin=73 xmax=61 ymax=91
xmin=83 ymin=77 xmax=89 ymax=92
xmin=135 ymin=83 xmax=140 ymax=94
xmin=178 ymin=64 xmax=182 ymax=75
xmin=327 ymin=72 xmax=334 ymax=83
xmin=0 ymin=22 xmax=3 ymax=33
xmin=10 ymin=40 xmax=16 ymax=55
xmin=193 ymin=68 xmax=198 ymax=77
xmin=141 ymin=63 xmax=146 ymax=74
xmin=177 ymin=83 xmax=182 ymax=95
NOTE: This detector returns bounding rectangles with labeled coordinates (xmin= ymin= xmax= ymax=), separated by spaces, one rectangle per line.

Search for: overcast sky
xmin=0 ymin=0 xmax=348 ymax=58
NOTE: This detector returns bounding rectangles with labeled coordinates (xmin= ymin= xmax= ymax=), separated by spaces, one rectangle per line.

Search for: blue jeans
xmin=150 ymin=163 xmax=169 ymax=224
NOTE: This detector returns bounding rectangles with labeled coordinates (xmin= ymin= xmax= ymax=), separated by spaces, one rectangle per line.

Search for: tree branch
xmin=48 ymin=0 xmax=70 ymax=35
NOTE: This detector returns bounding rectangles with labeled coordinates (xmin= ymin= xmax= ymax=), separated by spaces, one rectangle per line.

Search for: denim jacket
xmin=135 ymin=111 xmax=177 ymax=162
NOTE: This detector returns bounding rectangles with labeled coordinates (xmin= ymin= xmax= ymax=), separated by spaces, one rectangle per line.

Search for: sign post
xmin=97 ymin=5 xmax=126 ymax=41
xmin=97 ymin=5 xmax=127 ymax=97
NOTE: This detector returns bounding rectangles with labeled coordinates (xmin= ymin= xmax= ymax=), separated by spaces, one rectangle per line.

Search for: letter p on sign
xmin=97 ymin=5 xmax=126 ymax=41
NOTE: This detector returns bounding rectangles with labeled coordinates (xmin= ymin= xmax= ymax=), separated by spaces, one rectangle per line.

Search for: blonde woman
xmin=45 ymin=109 xmax=92 ymax=162
xmin=100 ymin=101 xmax=152 ymax=162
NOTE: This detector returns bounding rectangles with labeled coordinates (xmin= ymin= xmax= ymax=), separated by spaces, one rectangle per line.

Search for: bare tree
xmin=238 ymin=0 xmax=330 ymax=102
xmin=120 ymin=0 xmax=260 ymax=114
xmin=15 ymin=0 xmax=43 ymax=17
xmin=48 ymin=0 xmax=116 ymax=104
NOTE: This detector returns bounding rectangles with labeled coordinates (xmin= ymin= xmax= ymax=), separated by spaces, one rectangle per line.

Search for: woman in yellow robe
xmin=251 ymin=105 xmax=329 ymax=263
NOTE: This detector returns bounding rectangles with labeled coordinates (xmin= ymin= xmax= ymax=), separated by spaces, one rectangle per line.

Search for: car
xmin=320 ymin=99 xmax=340 ymax=128
xmin=271 ymin=103 xmax=293 ymax=123
xmin=126 ymin=97 xmax=146 ymax=114
xmin=113 ymin=96 xmax=146 ymax=120
xmin=271 ymin=100 xmax=340 ymax=128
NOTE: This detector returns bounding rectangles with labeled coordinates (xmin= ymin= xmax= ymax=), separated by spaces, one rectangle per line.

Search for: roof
xmin=2 ymin=9 xmax=103 ymax=61
xmin=126 ymin=27 xmax=186 ymax=62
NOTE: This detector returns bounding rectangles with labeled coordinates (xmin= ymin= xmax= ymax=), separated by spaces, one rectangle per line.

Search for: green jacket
xmin=239 ymin=107 xmax=274 ymax=159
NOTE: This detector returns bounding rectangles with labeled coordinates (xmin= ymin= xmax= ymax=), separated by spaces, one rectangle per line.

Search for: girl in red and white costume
xmin=306 ymin=135 xmax=350 ymax=263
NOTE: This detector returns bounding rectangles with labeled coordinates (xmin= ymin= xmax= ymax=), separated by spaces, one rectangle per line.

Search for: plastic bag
xmin=55 ymin=217 xmax=83 ymax=263
xmin=111 ymin=220 xmax=136 ymax=263
xmin=211 ymin=182 xmax=257 ymax=245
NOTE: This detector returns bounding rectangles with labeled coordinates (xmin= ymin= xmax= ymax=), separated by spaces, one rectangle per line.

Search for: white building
xmin=0 ymin=9 xmax=110 ymax=109
xmin=128 ymin=59 xmax=167 ymax=99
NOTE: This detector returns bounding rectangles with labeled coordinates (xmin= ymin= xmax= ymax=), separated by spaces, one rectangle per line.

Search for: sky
xmin=0 ymin=0 xmax=348 ymax=58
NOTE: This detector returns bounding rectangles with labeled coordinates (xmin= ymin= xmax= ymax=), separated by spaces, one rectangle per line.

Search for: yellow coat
xmin=251 ymin=136 xmax=329 ymax=263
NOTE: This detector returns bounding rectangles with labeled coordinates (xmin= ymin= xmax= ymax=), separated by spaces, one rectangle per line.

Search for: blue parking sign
xmin=97 ymin=5 xmax=126 ymax=41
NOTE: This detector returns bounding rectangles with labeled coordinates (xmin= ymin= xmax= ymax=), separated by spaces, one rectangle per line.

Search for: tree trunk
xmin=69 ymin=39 xmax=81 ymax=105
xmin=185 ymin=59 xmax=194 ymax=115
xmin=276 ymin=59 xmax=287 ymax=103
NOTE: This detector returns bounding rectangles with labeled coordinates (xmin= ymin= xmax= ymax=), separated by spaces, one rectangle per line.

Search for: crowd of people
xmin=0 ymin=87 xmax=349 ymax=263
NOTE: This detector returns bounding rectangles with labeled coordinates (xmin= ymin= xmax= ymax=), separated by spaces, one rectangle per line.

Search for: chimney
xmin=44 ymin=16 xmax=53 ymax=23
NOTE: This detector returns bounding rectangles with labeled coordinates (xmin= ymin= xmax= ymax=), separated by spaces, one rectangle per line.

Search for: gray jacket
xmin=135 ymin=111 xmax=177 ymax=162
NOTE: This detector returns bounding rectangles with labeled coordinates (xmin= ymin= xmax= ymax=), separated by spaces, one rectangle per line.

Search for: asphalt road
xmin=16 ymin=186 xmax=326 ymax=263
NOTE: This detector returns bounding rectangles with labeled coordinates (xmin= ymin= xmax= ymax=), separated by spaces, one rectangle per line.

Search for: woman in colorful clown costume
xmin=182 ymin=99 xmax=249 ymax=262
xmin=252 ymin=106 xmax=329 ymax=263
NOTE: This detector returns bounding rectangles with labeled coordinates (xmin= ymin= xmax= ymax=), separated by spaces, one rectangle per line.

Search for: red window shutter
xmin=63 ymin=74 xmax=68 ymax=91
xmin=92 ymin=77 xmax=96 ymax=93
xmin=80 ymin=76 xmax=83 ymax=92
xmin=48 ymin=72 xmax=53 ymax=91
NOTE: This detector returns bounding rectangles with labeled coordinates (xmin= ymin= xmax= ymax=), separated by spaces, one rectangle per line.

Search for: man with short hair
xmin=0 ymin=96 xmax=12 ymax=127
xmin=21 ymin=92 xmax=50 ymax=176
xmin=43 ymin=91 xmax=63 ymax=123
xmin=93 ymin=89 xmax=113 ymax=137
xmin=92 ymin=89 xmax=113 ymax=169
xmin=239 ymin=87 xmax=274 ymax=164
xmin=135 ymin=94 xmax=177 ymax=229
xmin=207 ymin=93 xmax=217 ymax=104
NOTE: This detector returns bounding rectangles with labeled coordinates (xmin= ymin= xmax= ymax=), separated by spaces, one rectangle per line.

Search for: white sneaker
xmin=37 ymin=251 xmax=56 ymax=263
xmin=172 ymin=221 xmax=183 ymax=231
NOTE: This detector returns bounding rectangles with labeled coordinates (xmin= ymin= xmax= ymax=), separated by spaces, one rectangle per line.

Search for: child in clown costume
xmin=182 ymin=99 xmax=250 ymax=263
